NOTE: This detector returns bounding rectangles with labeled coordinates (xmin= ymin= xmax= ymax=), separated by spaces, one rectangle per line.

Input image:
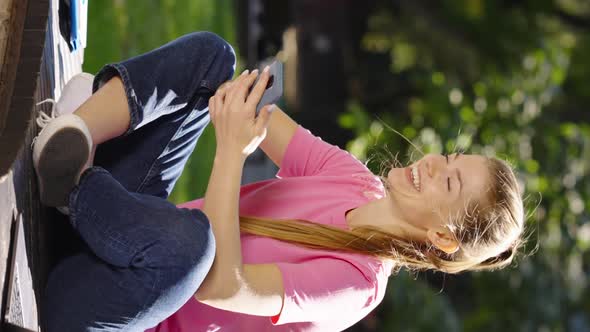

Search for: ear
xmin=426 ymin=229 xmax=459 ymax=254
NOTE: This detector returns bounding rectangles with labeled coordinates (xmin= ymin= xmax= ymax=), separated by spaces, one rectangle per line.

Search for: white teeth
xmin=411 ymin=166 xmax=420 ymax=191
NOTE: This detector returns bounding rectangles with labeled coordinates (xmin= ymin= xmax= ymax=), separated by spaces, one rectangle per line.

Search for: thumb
xmin=255 ymin=104 xmax=275 ymax=135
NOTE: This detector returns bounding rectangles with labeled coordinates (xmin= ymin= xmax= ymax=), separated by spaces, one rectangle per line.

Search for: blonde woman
xmin=33 ymin=32 xmax=524 ymax=331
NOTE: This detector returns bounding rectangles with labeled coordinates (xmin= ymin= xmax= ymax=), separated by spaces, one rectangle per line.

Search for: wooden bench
xmin=1 ymin=0 xmax=85 ymax=330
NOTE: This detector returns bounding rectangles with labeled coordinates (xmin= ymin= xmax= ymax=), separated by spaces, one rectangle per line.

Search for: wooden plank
xmin=0 ymin=0 xmax=14 ymax=66
xmin=0 ymin=172 xmax=17 ymax=324
xmin=0 ymin=0 xmax=27 ymax=140
xmin=19 ymin=37 xmax=45 ymax=59
xmin=21 ymin=30 xmax=45 ymax=46
xmin=0 ymin=0 xmax=49 ymax=176
xmin=2 ymin=0 xmax=83 ymax=328
xmin=11 ymin=68 xmax=39 ymax=98
xmin=0 ymin=97 xmax=34 ymax=191
xmin=4 ymin=213 xmax=38 ymax=329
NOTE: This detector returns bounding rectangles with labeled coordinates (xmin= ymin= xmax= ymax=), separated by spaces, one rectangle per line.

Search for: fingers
xmin=231 ymin=69 xmax=258 ymax=103
xmin=238 ymin=69 xmax=260 ymax=101
xmin=254 ymin=104 xmax=274 ymax=136
xmin=216 ymin=70 xmax=247 ymax=98
xmin=222 ymin=69 xmax=251 ymax=104
xmin=211 ymin=69 xmax=250 ymax=123
xmin=216 ymin=80 xmax=233 ymax=101
xmin=208 ymin=91 xmax=225 ymax=124
xmin=219 ymin=68 xmax=268 ymax=114
xmin=245 ymin=66 xmax=270 ymax=108
xmin=208 ymin=95 xmax=216 ymax=123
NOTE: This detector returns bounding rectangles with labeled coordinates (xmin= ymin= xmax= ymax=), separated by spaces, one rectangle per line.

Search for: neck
xmin=346 ymin=194 xmax=427 ymax=241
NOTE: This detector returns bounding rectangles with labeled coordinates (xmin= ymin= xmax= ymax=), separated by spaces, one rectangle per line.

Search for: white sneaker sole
xmin=32 ymin=115 xmax=92 ymax=207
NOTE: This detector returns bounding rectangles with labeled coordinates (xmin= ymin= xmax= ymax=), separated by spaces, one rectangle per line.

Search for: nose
xmin=424 ymin=155 xmax=445 ymax=178
xmin=425 ymin=160 xmax=432 ymax=178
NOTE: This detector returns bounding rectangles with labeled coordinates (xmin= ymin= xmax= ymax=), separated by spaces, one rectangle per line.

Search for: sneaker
xmin=55 ymin=72 xmax=95 ymax=117
xmin=32 ymin=113 xmax=93 ymax=208
xmin=32 ymin=73 xmax=95 ymax=211
xmin=34 ymin=72 xmax=95 ymax=119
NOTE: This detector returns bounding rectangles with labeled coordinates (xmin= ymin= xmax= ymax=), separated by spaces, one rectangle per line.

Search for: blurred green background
xmin=84 ymin=1 xmax=590 ymax=331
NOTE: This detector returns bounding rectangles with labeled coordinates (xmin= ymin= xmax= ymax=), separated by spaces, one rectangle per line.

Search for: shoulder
xmin=326 ymin=253 xmax=392 ymax=292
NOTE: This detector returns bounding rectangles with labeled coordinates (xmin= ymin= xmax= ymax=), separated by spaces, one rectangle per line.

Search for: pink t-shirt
xmin=147 ymin=125 xmax=393 ymax=332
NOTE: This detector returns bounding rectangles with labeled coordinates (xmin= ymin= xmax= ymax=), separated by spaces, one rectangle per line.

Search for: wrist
xmin=214 ymin=147 xmax=247 ymax=165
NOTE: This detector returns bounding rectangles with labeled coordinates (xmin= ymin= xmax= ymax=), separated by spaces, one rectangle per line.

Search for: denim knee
xmin=152 ymin=209 xmax=216 ymax=282
xmin=192 ymin=31 xmax=236 ymax=62
xmin=186 ymin=31 xmax=236 ymax=83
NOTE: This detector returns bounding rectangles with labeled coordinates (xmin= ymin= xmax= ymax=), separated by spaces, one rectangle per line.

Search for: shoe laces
xmin=31 ymin=99 xmax=58 ymax=148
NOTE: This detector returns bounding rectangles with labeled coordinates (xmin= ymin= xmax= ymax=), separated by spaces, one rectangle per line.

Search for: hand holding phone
xmin=251 ymin=60 xmax=283 ymax=117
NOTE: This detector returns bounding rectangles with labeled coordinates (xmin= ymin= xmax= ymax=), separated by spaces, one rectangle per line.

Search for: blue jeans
xmin=42 ymin=31 xmax=236 ymax=331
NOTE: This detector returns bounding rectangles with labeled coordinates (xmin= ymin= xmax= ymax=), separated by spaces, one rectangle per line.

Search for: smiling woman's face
xmin=386 ymin=153 xmax=492 ymax=230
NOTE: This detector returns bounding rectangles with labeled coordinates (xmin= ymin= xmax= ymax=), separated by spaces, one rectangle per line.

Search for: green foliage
xmin=84 ymin=0 xmax=237 ymax=204
xmin=380 ymin=272 xmax=461 ymax=332
xmin=346 ymin=0 xmax=590 ymax=331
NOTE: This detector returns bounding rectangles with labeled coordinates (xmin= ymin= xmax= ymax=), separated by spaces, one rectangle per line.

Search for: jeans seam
xmin=143 ymin=265 xmax=162 ymax=315
xmin=199 ymin=79 xmax=212 ymax=91
xmin=78 ymin=204 xmax=137 ymax=259
xmin=68 ymin=167 xmax=105 ymax=229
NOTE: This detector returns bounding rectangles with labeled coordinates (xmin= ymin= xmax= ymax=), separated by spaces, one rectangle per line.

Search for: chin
xmin=387 ymin=168 xmax=404 ymax=190
xmin=386 ymin=168 xmax=396 ymax=185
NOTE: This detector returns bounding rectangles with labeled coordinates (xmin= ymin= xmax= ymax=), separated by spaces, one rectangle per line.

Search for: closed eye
xmin=445 ymin=154 xmax=451 ymax=192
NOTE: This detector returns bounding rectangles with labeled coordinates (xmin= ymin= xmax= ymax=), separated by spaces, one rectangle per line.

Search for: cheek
xmin=424 ymin=183 xmax=446 ymax=200
xmin=440 ymin=198 xmax=470 ymax=221
xmin=423 ymin=186 xmax=453 ymax=212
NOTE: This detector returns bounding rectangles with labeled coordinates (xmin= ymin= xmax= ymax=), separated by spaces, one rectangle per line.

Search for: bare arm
xmin=194 ymin=69 xmax=284 ymax=316
xmin=196 ymin=149 xmax=245 ymax=301
xmin=196 ymin=262 xmax=284 ymax=316
xmin=258 ymin=105 xmax=299 ymax=168
xmin=195 ymin=130 xmax=285 ymax=317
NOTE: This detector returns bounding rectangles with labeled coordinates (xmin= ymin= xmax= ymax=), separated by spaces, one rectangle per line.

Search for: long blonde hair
xmin=239 ymin=157 xmax=524 ymax=274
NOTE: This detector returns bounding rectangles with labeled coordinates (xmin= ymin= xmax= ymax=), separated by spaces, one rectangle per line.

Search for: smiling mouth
xmin=407 ymin=165 xmax=421 ymax=192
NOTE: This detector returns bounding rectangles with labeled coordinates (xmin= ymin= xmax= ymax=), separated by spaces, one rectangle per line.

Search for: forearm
xmin=198 ymin=149 xmax=246 ymax=298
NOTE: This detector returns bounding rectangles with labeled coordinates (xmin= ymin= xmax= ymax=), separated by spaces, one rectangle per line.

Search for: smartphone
xmin=252 ymin=60 xmax=283 ymax=117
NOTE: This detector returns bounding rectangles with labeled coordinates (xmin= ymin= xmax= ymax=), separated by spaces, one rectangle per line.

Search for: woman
xmin=34 ymin=32 xmax=524 ymax=331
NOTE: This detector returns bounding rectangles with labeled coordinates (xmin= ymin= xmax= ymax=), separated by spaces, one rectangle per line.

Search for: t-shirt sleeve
xmin=276 ymin=125 xmax=367 ymax=178
xmin=270 ymin=257 xmax=380 ymax=328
